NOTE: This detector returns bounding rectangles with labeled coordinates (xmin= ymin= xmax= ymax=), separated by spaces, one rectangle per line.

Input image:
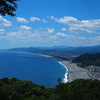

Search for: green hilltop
xmin=72 ymin=53 xmax=100 ymax=67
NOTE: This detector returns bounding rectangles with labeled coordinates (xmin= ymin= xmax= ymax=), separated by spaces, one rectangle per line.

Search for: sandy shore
xmin=51 ymin=56 xmax=91 ymax=82
xmin=25 ymin=52 xmax=91 ymax=82
xmin=38 ymin=54 xmax=91 ymax=82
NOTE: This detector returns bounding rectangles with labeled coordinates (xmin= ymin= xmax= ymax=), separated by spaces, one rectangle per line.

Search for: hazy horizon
xmin=1 ymin=44 xmax=100 ymax=50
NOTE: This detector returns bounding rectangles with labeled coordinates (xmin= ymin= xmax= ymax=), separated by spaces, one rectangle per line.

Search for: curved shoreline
xmin=18 ymin=52 xmax=91 ymax=82
xmin=58 ymin=61 xmax=68 ymax=83
xmin=52 ymin=56 xmax=91 ymax=82
xmin=35 ymin=54 xmax=69 ymax=83
xmin=38 ymin=54 xmax=91 ymax=82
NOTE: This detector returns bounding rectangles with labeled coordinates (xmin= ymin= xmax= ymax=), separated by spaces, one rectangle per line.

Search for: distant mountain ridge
xmin=9 ymin=45 xmax=100 ymax=55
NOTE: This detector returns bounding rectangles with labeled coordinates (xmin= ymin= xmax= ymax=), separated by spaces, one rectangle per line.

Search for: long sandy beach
xmin=31 ymin=53 xmax=91 ymax=82
xmin=51 ymin=55 xmax=91 ymax=82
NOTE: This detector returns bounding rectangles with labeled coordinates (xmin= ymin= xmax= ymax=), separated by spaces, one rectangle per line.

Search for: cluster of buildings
xmin=87 ymin=65 xmax=100 ymax=80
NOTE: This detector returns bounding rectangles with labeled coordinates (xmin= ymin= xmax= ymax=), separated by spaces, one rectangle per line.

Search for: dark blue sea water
xmin=0 ymin=50 xmax=67 ymax=87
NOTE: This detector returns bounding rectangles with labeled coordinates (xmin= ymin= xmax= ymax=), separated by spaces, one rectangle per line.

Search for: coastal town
xmin=87 ymin=65 xmax=100 ymax=80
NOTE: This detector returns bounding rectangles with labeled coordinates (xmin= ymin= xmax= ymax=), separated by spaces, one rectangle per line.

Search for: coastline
xmin=17 ymin=52 xmax=91 ymax=83
xmin=53 ymin=56 xmax=91 ymax=82
xmin=37 ymin=53 xmax=91 ymax=82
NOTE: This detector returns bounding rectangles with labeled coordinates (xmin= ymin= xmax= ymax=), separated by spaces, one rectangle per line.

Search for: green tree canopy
xmin=0 ymin=0 xmax=20 ymax=16
xmin=0 ymin=78 xmax=100 ymax=100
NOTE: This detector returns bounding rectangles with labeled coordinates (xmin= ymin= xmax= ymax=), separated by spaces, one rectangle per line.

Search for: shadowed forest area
xmin=0 ymin=77 xmax=100 ymax=100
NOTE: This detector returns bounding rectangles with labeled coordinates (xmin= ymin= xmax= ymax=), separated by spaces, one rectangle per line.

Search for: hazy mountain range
xmin=9 ymin=45 xmax=100 ymax=56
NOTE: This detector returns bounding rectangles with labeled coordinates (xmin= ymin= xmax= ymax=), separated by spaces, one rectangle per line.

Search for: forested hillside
xmin=72 ymin=53 xmax=100 ymax=67
xmin=0 ymin=77 xmax=100 ymax=100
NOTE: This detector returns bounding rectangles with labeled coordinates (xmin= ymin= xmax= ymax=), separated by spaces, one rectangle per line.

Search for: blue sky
xmin=1 ymin=0 xmax=100 ymax=49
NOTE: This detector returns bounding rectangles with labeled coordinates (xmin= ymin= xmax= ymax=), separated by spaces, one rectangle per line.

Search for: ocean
xmin=0 ymin=50 xmax=68 ymax=87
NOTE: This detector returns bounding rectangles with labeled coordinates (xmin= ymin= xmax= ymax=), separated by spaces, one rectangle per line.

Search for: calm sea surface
xmin=0 ymin=50 xmax=67 ymax=87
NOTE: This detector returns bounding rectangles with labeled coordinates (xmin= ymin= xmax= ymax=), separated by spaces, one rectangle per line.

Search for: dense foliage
xmin=0 ymin=77 xmax=56 ymax=100
xmin=0 ymin=77 xmax=100 ymax=100
xmin=56 ymin=79 xmax=100 ymax=100
xmin=0 ymin=0 xmax=20 ymax=16
xmin=72 ymin=53 xmax=100 ymax=67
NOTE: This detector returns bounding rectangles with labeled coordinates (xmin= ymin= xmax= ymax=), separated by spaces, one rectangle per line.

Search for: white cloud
xmin=69 ymin=27 xmax=96 ymax=34
xmin=81 ymin=19 xmax=100 ymax=29
xmin=50 ymin=16 xmax=80 ymax=26
xmin=0 ymin=16 xmax=12 ymax=28
xmin=0 ymin=29 xmax=5 ymax=32
xmin=1 ymin=26 xmax=100 ymax=46
xmin=16 ymin=17 xmax=28 ymax=23
xmin=50 ymin=16 xmax=100 ymax=34
xmin=54 ymin=33 xmax=68 ymax=39
xmin=61 ymin=28 xmax=67 ymax=31
xmin=1 ymin=16 xmax=100 ymax=47
xmin=30 ymin=17 xmax=41 ymax=22
xmin=47 ymin=28 xmax=54 ymax=33
xmin=50 ymin=16 xmax=57 ymax=21
xmin=0 ymin=29 xmax=6 ymax=36
xmin=42 ymin=19 xmax=47 ymax=23
xmin=20 ymin=25 xmax=32 ymax=31
xmin=30 ymin=17 xmax=47 ymax=23
xmin=19 ymin=25 xmax=32 ymax=35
